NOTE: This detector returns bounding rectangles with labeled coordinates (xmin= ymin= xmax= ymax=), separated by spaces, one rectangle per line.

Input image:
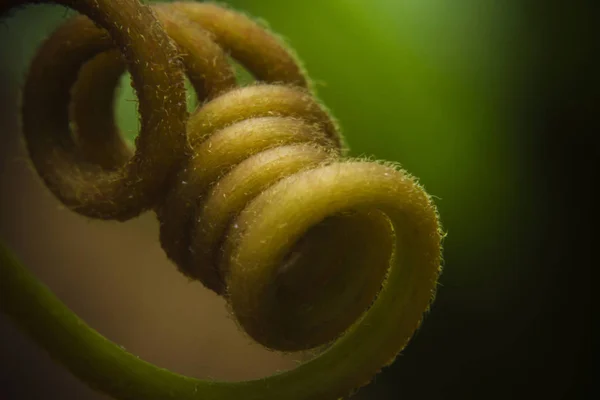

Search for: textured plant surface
xmin=0 ymin=0 xmax=443 ymax=399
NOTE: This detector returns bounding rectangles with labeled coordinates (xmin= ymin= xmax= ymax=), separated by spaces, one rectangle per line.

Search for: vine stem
xmin=0 ymin=0 xmax=443 ymax=398
xmin=1 ymin=162 xmax=441 ymax=400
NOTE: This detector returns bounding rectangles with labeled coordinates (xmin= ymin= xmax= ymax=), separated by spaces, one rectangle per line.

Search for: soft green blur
xmin=219 ymin=0 xmax=530 ymax=286
xmin=212 ymin=0 xmax=535 ymax=293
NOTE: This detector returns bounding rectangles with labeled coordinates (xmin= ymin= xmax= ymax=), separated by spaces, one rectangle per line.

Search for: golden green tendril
xmin=0 ymin=0 xmax=443 ymax=399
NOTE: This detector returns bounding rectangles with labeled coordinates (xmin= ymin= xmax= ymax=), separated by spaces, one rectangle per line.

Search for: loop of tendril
xmin=0 ymin=1 xmax=443 ymax=399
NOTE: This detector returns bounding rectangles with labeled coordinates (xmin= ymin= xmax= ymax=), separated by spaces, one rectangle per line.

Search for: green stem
xmin=1 ymin=164 xmax=441 ymax=400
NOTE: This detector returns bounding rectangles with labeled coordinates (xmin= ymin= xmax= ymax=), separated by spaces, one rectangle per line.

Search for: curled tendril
xmin=0 ymin=0 xmax=443 ymax=399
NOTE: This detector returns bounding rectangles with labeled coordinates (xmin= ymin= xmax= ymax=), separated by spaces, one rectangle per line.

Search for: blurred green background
xmin=0 ymin=0 xmax=592 ymax=399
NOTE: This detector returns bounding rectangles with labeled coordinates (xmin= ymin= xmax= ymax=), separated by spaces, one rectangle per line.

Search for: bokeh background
xmin=0 ymin=0 xmax=593 ymax=399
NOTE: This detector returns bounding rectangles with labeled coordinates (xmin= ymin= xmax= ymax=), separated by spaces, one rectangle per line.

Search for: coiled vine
xmin=0 ymin=0 xmax=443 ymax=399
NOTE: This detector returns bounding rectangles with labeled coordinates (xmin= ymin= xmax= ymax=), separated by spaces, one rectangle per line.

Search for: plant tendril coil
xmin=0 ymin=1 xmax=443 ymax=399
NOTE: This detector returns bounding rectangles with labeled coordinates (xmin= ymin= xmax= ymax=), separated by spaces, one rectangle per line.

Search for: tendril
xmin=0 ymin=1 xmax=443 ymax=399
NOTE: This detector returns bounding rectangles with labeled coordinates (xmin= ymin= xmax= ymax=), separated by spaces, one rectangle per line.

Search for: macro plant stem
xmin=0 ymin=0 xmax=443 ymax=399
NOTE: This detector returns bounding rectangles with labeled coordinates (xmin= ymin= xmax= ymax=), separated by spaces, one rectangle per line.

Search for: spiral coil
xmin=2 ymin=0 xmax=442 ymax=397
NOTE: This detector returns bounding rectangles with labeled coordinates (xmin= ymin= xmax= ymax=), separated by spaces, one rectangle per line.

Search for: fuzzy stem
xmin=0 ymin=1 xmax=443 ymax=398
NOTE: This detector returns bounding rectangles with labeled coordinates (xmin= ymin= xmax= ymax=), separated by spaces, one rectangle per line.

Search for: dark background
xmin=0 ymin=0 xmax=594 ymax=399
